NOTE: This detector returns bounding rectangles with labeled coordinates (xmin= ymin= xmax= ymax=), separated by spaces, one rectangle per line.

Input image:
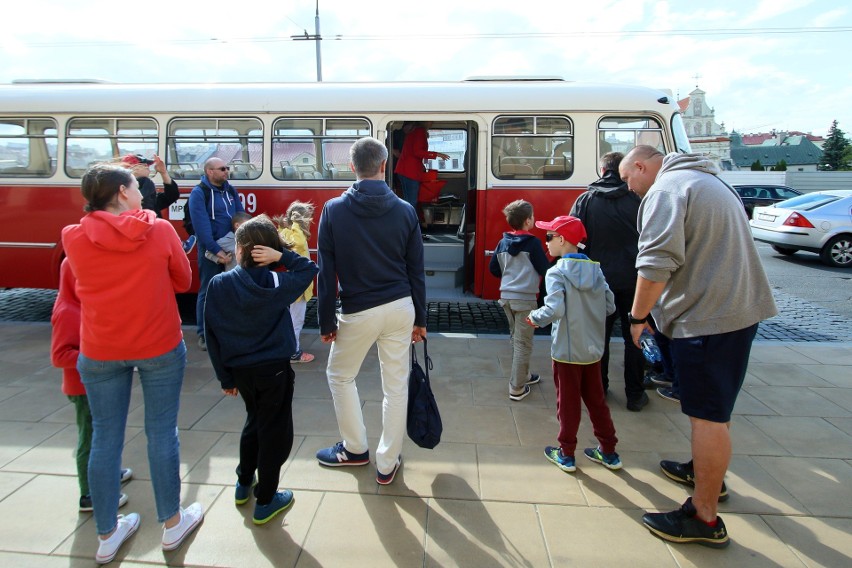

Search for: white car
xmin=750 ymin=190 xmax=852 ymax=268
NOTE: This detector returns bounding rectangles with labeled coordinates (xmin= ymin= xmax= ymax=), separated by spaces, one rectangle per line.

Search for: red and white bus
xmin=0 ymin=79 xmax=690 ymax=299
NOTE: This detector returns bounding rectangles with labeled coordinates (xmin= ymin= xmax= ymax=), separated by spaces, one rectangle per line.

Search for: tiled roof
xmin=731 ymin=138 xmax=823 ymax=167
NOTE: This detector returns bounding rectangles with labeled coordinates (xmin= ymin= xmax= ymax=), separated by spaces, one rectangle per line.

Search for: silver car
xmin=750 ymin=190 xmax=852 ymax=268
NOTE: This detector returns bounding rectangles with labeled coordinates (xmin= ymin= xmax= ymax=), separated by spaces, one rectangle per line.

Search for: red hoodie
xmin=61 ymin=209 xmax=192 ymax=361
xmin=51 ymin=259 xmax=85 ymax=395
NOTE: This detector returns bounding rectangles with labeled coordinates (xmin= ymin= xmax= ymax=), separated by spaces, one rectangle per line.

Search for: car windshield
xmin=775 ymin=193 xmax=841 ymax=211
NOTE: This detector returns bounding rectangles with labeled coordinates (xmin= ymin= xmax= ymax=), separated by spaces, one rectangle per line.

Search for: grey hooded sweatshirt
xmin=637 ymin=153 xmax=777 ymax=338
xmin=528 ymin=254 xmax=615 ymax=364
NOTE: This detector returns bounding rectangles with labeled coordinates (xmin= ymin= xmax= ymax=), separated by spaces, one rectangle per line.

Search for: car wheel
xmin=820 ymin=234 xmax=852 ymax=268
xmin=772 ymin=245 xmax=798 ymax=256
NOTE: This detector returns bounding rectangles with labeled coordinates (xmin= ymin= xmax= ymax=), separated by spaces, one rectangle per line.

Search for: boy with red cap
xmin=526 ymin=215 xmax=621 ymax=473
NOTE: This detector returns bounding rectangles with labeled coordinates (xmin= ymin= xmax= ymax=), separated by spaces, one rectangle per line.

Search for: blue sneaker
xmin=253 ymin=490 xmax=294 ymax=525
xmin=182 ymin=235 xmax=196 ymax=255
xmin=377 ymin=458 xmax=402 ymax=485
xmin=544 ymin=446 xmax=576 ymax=473
xmin=583 ymin=446 xmax=623 ymax=470
xmin=526 ymin=373 xmax=541 ymax=385
xmin=316 ymin=441 xmax=370 ymax=467
xmin=235 ymin=475 xmax=258 ymax=505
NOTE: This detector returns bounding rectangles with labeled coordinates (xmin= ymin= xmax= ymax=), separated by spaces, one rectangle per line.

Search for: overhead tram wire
xmin=17 ymin=25 xmax=852 ymax=49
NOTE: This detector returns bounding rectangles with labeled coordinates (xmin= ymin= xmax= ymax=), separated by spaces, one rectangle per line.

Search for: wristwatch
xmin=627 ymin=312 xmax=647 ymax=324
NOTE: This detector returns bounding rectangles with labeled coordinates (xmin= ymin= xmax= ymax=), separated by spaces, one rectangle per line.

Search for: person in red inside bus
xmin=120 ymin=154 xmax=179 ymax=219
xmin=394 ymin=122 xmax=450 ymax=209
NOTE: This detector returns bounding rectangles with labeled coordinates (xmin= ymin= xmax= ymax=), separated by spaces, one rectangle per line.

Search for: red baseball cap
xmin=535 ymin=215 xmax=587 ymax=249
xmin=121 ymin=154 xmax=154 ymax=166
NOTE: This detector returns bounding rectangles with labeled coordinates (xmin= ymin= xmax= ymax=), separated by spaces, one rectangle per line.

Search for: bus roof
xmin=0 ymin=81 xmax=676 ymax=115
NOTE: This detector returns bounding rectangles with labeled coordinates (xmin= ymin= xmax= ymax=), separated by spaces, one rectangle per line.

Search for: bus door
xmin=381 ymin=118 xmax=481 ymax=296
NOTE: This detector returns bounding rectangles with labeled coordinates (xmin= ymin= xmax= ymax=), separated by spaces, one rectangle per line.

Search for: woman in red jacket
xmin=62 ymin=164 xmax=202 ymax=564
xmin=394 ymin=122 xmax=450 ymax=208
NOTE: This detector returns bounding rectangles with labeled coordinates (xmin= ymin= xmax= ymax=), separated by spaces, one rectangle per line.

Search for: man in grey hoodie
xmin=620 ymin=145 xmax=777 ymax=548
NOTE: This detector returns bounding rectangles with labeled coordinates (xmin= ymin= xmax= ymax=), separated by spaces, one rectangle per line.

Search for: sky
xmin=2 ymin=0 xmax=851 ymax=138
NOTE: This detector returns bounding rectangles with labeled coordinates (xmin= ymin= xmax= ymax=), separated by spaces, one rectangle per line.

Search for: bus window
xmin=66 ymin=118 xmax=158 ymax=177
xmin=272 ymin=117 xmax=370 ymax=181
xmin=491 ymin=115 xmax=573 ymax=180
xmin=0 ymin=118 xmax=57 ymax=177
xmin=167 ymin=118 xmax=262 ymax=180
xmin=598 ymin=116 xmax=665 ymax=158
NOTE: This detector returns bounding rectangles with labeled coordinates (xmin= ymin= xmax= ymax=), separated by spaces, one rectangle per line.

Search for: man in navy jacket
xmin=315 ymin=137 xmax=426 ymax=486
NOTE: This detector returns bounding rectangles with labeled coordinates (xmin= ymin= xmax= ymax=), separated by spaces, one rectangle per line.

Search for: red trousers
xmin=553 ymin=360 xmax=618 ymax=456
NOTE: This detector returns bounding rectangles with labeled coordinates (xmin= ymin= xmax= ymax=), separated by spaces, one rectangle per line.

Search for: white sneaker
xmin=95 ymin=513 xmax=140 ymax=564
xmin=162 ymin=502 xmax=204 ymax=551
xmin=120 ymin=467 xmax=133 ymax=484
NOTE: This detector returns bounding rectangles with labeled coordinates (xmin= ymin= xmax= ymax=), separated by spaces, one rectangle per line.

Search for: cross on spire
xmin=692 ymin=73 xmax=702 ymax=87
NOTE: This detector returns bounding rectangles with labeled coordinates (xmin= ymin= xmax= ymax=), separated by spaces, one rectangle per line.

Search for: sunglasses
xmin=211 ymin=166 xmax=230 ymax=172
xmin=545 ymin=233 xmax=561 ymax=242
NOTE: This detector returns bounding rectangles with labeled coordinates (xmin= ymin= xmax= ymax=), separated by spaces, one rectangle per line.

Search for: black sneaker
xmin=645 ymin=369 xmax=673 ymax=388
xmin=660 ymin=459 xmax=729 ymax=502
xmin=627 ymin=391 xmax=649 ymax=412
xmin=642 ymin=497 xmax=729 ymax=548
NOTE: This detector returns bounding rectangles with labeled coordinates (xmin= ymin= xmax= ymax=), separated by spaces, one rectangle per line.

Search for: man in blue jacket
xmin=188 ymin=157 xmax=244 ymax=351
xmin=315 ymin=137 xmax=426 ymax=486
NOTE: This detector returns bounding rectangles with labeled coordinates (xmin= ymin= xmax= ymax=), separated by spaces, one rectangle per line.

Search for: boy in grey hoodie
xmin=489 ymin=200 xmax=550 ymax=401
xmin=527 ymin=216 xmax=619 ymax=474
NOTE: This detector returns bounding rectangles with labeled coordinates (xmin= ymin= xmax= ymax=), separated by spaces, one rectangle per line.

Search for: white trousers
xmin=326 ymin=297 xmax=414 ymax=475
xmin=290 ymin=299 xmax=307 ymax=352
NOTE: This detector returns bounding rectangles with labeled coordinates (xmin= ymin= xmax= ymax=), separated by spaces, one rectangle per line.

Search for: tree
xmin=771 ymin=159 xmax=788 ymax=171
xmin=750 ymin=160 xmax=763 ymax=171
xmin=820 ymin=120 xmax=851 ymax=170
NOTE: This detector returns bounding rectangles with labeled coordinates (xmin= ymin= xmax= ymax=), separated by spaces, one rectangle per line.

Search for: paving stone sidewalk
xmin=0 ymin=321 xmax=850 ymax=567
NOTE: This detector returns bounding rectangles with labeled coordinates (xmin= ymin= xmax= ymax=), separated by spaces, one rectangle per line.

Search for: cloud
xmin=740 ymin=0 xmax=815 ymax=25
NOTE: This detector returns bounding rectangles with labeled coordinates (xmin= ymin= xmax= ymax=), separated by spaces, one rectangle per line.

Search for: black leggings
xmin=232 ymin=360 xmax=295 ymax=505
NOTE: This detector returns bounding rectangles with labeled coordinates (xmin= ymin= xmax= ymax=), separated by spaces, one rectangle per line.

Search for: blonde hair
xmin=278 ymin=201 xmax=315 ymax=240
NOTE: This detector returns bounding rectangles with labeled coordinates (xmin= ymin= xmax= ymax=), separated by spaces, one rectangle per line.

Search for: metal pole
xmin=315 ymin=1 xmax=322 ymax=82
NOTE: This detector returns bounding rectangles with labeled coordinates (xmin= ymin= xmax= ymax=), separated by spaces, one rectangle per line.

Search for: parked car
xmin=733 ymin=184 xmax=801 ymax=219
xmin=750 ymin=190 xmax=852 ymax=268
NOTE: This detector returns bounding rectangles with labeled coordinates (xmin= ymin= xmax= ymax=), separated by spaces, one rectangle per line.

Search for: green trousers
xmin=69 ymin=394 xmax=92 ymax=496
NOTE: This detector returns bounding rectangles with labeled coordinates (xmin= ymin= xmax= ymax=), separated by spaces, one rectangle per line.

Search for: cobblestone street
xmin=2 ymin=287 xmax=852 ymax=341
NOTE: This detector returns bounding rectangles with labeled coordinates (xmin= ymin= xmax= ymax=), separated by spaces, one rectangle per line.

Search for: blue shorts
xmin=670 ymin=324 xmax=758 ymax=423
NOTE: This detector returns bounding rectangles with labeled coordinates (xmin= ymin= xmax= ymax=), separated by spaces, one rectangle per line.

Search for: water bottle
xmin=639 ymin=330 xmax=662 ymax=365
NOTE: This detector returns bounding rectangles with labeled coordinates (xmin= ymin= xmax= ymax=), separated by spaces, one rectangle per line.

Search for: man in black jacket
xmin=570 ymin=152 xmax=647 ymax=411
